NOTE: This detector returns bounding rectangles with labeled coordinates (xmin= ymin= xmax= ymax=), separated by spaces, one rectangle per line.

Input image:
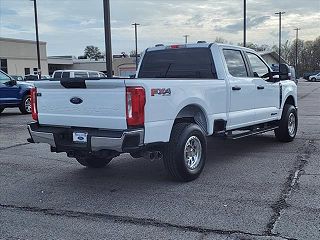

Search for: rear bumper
xmin=27 ymin=122 xmax=144 ymax=153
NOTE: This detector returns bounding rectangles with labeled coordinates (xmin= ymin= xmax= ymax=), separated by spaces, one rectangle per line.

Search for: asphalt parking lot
xmin=1 ymin=80 xmax=319 ymax=240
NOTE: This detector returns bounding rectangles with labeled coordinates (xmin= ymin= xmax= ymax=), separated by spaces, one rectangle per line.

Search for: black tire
xmin=0 ymin=107 xmax=4 ymax=114
xmin=163 ymin=123 xmax=207 ymax=182
xmin=76 ymin=157 xmax=113 ymax=168
xmin=311 ymin=78 xmax=316 ymax=82
xmin=19 ymin=95 xmax=31 ymax=114
xmin=275 ymin=104 xmax=298 ymax=142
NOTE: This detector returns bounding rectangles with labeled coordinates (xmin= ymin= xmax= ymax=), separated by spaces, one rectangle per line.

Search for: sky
xmin=0 ymin=0 xmax=319 ymax=56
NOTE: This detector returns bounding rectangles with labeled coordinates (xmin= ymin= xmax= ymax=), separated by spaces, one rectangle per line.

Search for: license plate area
xmin=73 ymin=132 xmax=88 ymax=143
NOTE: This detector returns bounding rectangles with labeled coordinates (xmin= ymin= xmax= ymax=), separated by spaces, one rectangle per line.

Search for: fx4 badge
xmin=151 ymin=88 xmax=171 ymax=96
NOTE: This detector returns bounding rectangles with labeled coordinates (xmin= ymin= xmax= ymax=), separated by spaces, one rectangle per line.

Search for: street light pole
xmin=103 ymin=0 xmax=113 ymax=78
xmin=243 ymin=0 xmax=246 ymax=47
xmin=275 ymin=12 xmax=285 ymax=67
xmin=294 ymin=27 xmax=301 ymax=76
xmin=183 ymin=35 xmax=189 ymax=44
xmin=132 ymin=23 xmax=140 ymax=70
xmin=31 ymin=0 xmax=41 ymax=79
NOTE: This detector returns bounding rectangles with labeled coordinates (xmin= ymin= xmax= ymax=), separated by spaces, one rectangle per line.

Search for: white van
xmin=52 ymin=70 xmax=106 ymax=79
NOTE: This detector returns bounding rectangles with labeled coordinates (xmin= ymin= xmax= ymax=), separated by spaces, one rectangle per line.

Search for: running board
xmin=227 ymin=126 xmax=278 ymax=140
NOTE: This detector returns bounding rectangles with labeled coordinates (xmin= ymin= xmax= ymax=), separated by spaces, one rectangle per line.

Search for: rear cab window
xmin=138 ymin=48 xmax=217 ymax=79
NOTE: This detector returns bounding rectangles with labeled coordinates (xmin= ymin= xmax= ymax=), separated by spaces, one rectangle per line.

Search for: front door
xmin=245 ymin=52 xmax=280 ymax=122
xmin=223 ymin=49 xmax=256 ymax=129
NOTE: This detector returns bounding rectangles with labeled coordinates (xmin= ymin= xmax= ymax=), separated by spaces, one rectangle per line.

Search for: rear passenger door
xmin=245 ymin=52 xmax=280 ymax=122
xmin=223 ymin=49 xmax=256 ymax=129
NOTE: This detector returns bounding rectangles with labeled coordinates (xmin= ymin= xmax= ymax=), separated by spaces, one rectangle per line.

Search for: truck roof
xmin=147 ymin=42 xmax=255 ymax=53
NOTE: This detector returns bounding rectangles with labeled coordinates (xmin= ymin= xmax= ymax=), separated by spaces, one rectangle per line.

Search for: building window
xmin=25 ymin=68 xmax=30 ymax=75
xmin=33 ymin=68 xmax=38 ymax=74
xmin=0 ymin=59 xmax=8 ymax=73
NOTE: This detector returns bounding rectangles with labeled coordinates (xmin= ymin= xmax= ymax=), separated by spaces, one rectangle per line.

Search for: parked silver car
xmin=309 ymin=73 xmax=320 ymax=82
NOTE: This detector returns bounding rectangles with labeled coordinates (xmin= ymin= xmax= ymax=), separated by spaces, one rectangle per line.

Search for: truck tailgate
xmin=35 ymin=80 xmax=127 ymax=130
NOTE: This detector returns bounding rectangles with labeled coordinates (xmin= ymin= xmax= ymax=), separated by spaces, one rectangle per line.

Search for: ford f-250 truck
xmin=27 ymin=43 xmax=298 ymax=182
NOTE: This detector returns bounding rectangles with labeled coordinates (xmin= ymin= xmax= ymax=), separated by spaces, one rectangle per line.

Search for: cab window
xmin=89 ymin=72 xmax=99 ymax=78
xmin=246 ymin=52 xmax=269 ymax=78
xmin=74 ymin=72 xmax=88 ymax=78
xmin=223 ymin=49 xmax=248 ymax=78
xmin=0 ymin=71 xmax=11 ymax=84
xmin=62 ymin=72 xmax=70 ymax=78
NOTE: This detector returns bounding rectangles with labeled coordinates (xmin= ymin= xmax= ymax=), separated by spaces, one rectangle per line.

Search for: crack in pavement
xmin=0 ymin=142 xmax=30 ymax=151
xmin=0 ymin=203 xmax=295 ymax=240
xmin=265 ymin=139 xmax=317 ymax=237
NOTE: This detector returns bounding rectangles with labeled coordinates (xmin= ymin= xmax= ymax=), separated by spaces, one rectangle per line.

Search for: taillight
xmin=30 ymin=87 xmax=38 ymax=121
xmin=126 ymin=87 xmax=145 ymax=127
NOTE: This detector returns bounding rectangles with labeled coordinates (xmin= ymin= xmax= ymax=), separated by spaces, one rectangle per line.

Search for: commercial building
xmin=48 ymin=55 xmax=137 ymax=77
xmin=0 ymin=37 xmax=49 ymax=76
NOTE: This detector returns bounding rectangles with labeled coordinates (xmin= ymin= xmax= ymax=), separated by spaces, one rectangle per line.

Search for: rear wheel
xmin=76 ymin=157 xmax=113 ymax=168
xmin=163 ymin=123 xmax=207 ymax=182
xmin=19 ymin=95 xmax=31 ymax=114
xmin=275 ymin=104 xmax=298 ymax=142
xmin=0 ymin=107 xmax=4 ymax=114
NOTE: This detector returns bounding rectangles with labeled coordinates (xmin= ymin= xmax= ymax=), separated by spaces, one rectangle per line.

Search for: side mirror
xmin=279 ymin=64 xmax=290 ymax=80
xmin=6 ymin=79 xmax=17 ymax=86
xmin=8 ymin=79 xmax=17 ymax=86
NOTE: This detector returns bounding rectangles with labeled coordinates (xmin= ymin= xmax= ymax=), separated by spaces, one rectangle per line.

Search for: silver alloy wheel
xmin=184 ymin=136 xmax=202 ymax=170
xmin=288 ymin=112 xmax=296 ymax=137
xmin=25 ymin=97 xmax=31 ymax=113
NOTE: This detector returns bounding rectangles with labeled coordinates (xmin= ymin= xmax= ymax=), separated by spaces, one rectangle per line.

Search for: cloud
xmin=0 ymin=0 xmax=319 ymax=56
xmin=216 ymin=16 xmax=271 ymax=33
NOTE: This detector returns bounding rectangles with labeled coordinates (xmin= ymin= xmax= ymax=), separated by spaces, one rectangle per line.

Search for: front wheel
xmin=311 ymin=78 xmax=316 ymax=82
xmin=163 ymin=123 xmax=207 ymax=182
xmin=19 ymin=95 xmax=31 ymax=114
xmin=275 ymin=104 xmax=298 ymax=142
xmin=76 ymin=157 xmax=113 ymax=168
xmin=0 ymin=107 xmax=4 ymax=114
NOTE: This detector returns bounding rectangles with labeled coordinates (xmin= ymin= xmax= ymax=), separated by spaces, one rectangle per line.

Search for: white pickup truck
xmin=28 ymin=43 xmax=298 ymax=182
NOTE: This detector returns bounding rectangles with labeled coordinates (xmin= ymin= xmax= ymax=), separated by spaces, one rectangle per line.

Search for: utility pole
xmin=183 ymin=35 xmax=189 ymax=44
xmin=275 ymin=12 xmax=285 ymax=68
xmin=31 ymin=0 xmax=41 ymax=79
xmin=132 ymin=23 xmax=140 ymax=70
xmin=103 ymin=0 xmax=113 ymax=78
xmin=294 ymin=27 xmax=301 ymax=76
xmin=243 ymin=0 xmax=246 ymax=47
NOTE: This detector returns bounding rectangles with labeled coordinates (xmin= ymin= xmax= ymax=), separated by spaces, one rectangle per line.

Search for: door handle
xmin=232 ymin=86 xmax=242 ymax=91
xmin=257 ymin=86 xmax=265 ymax=90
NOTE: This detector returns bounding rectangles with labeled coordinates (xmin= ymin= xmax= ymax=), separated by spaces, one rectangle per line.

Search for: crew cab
xmin=27 ymin=43 xmax=298 ymax=181
xmin=0 ymin=70 xmax=33 ymax=114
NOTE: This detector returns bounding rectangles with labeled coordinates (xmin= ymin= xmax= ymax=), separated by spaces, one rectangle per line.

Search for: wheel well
xmin=284 ymin=95 xmax=296 ymax=107
xmin=174 ymin=105 xmax=208 ymax=134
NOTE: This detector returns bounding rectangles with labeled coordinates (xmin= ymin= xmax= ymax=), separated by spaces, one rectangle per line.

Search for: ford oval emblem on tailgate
xmin=70 ymin=97 xmax=83 ymax=105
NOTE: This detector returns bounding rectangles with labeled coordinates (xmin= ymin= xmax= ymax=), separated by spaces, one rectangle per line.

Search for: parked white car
xmin=309 ymin=73 xmax=320 ymax=82
xmin=28 ymin=43 xmax=298 ymax=182
xmin=52 ymin=70 xmax=106 ymax=79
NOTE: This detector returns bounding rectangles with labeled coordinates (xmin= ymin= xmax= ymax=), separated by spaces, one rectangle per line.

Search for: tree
xmin=214 ymin=37 xmax=228 ymax=44
xmin=84 ymin=46 xmax=102 ymax=60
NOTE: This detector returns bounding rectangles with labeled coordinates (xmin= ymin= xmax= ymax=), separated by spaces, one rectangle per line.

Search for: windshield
xmin=138 ymin=48 xmax=217 ymax=79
